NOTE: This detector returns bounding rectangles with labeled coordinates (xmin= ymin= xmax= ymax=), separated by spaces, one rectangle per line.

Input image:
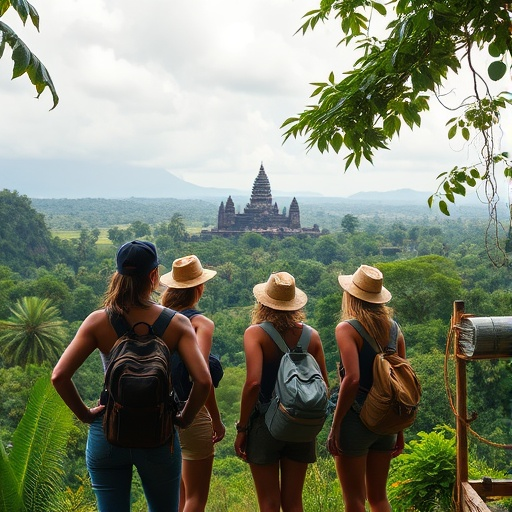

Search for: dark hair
xmin=103 ymin=270 xmax=157 ymax=315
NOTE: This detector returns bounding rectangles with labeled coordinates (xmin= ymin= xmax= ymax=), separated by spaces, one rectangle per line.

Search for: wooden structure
xmin=452 ymin=301 xmax=512 ymax=511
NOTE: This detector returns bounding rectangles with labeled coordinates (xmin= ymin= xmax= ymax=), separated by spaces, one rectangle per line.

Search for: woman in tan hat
xmin=234 ymin=271 xmax=329 ymax=511
xmin=327 ymin=265 xmax=406 ymax=512
xmin=160 ymin=255 xmax=225 ymax=512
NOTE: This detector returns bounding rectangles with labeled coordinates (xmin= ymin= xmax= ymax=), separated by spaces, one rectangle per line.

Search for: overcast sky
xmin=0 ymin=0 xmax=510 ymax=198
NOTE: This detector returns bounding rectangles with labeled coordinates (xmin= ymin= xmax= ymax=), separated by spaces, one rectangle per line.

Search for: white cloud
xmin=0 ymin=0 xmax=510 ymax=198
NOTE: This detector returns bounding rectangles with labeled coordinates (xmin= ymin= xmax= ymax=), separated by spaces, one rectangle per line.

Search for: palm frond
xmin=9 ymin=374 xmax=74 ymax=512
xmin=0 ymin=440 xmax=23 ymax=512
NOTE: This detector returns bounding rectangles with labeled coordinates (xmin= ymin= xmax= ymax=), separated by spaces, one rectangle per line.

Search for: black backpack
xmin=170 ymin=309 xmax=224 ymax=402
xmin=101 ymin=307 xmax=176 ymax=448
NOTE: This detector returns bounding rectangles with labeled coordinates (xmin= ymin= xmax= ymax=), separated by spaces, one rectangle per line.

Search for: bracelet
xmin=235 ymin=421 xmax=248 ymax=433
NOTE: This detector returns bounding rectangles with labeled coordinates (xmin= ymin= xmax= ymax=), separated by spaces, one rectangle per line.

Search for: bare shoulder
xmin=192 ymin=314 xmax=214 ymax=330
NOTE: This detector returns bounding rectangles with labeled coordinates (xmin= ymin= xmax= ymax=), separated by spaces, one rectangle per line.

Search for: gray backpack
xmin=259 ymin=322 xmax=328 ymax=443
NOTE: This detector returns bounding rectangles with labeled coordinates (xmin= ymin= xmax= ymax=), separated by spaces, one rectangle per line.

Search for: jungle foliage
xmin=1 ymin=189 xmax=512 ymax=510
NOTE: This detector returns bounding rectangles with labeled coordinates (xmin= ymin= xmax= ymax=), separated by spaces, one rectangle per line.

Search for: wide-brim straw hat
xmin=160 ymin=255 xmax=217 ymax=289
xmin=338 ymin=265 xmax=392 ymax=304
xmin=253 ymin=272 xmax=307 ymax=311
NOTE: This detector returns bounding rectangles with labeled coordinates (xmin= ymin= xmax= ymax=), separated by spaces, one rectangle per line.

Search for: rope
xmin=444 ymin=318 xmax=512 ymax=450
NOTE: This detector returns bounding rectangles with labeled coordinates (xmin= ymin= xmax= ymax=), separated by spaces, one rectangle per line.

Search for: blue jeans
xmin=86 ymin=418 xmax=181 ymax=512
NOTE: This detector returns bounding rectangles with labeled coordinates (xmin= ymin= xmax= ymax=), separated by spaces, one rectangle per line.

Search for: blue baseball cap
xmin=116 ymin=240 xmax=159 ymax=276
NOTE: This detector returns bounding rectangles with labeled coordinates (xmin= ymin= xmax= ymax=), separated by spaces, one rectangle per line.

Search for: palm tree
xmin=0 ymin=297 xmax=67 ymax=368
xmin=0 ymin=375 xmax=74 ymax=512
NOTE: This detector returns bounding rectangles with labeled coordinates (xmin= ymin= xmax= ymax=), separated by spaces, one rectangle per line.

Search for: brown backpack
xmin=101 ymin=308 xmax=176 ymax=448
xmin=347 ymin=319 xmax=421 ymax=435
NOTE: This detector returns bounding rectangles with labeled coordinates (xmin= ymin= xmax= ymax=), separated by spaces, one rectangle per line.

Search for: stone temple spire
xmin=249 ymin=162 xmax=272 ymax=209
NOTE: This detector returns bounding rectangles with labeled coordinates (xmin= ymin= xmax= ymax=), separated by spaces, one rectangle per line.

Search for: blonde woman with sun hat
xmin=160 ymin=255 xmax=225 ymax=512
xmin=327 ymin=265 xmax=406 ymax=512
xmin=234 ymin=271 xmax=329 ymax=511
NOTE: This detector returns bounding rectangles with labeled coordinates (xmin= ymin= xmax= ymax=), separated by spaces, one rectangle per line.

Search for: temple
xmin=205 ymin=163 xmax=321 ymax=237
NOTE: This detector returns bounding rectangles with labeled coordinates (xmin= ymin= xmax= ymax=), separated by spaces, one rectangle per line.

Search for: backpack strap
xmin=258 ymin=322 xmax=312 ymax=353
xmin=108 ymin=307 xmax=176 ymax=338
xmin=108 ymin=311 xmax=131 ymax=338
xmin=346 ymin=319 xmax=398 ymax=354
xmin=151 ymin=307 xmax=177 ymax=337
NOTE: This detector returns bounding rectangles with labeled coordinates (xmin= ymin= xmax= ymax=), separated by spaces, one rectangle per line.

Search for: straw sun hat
xmin=338 ymin=265 xmax=392 ymax=304
xmin=160 ymin=255 xmax=217 ymax=289
xmin=253 ymin=272 xmax=307 ymax=311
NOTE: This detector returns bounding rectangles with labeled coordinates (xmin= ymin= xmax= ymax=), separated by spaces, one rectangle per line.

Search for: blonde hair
xmin=160 ymin=286 xmax=199 ymax=311
xmin=251 ymin=303 xmax=305 ymax=333
xmin=103 ymin=271 xmax=156 ymax=315
xmin=341 ymin=291 xmax=393 ymax=344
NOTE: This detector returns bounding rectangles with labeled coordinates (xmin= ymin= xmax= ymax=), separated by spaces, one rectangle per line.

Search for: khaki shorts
xmin=337 ymin=407 xmax=397 ymax=457
xmin=246 ymin=413 xmax=316 ymax=465
xmin=178 ymin=406 xmax=214 ymax=461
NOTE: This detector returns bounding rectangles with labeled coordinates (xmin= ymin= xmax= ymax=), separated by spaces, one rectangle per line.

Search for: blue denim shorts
xmin=336 ymin=407 xmax=397 ymax=457
xmin=86 ymin=417 xmax=181 ymax=512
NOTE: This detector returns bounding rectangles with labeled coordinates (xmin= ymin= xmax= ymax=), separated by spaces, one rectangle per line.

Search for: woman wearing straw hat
xmin=52 ymin=241 xmax=211 ymax=512
xmin=234 ymin=271 xmax=329 ymax=512
xmin=160 ymin=255 xmax=225 ymax=512
xmin=327 ymin=265 xmax=406 ymax=512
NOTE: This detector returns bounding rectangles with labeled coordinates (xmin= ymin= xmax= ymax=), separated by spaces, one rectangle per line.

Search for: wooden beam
xmin=461 ymin=483 xmax=491 ymax=512
xmin=469 ymin=479 xmax=512 ymax=498
xmin=454 ymin=300 xmax=468 ymax=510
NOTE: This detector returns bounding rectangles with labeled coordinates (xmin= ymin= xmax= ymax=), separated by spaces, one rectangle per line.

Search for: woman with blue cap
xmin=52 ymin=240 xmax=211 ymax=512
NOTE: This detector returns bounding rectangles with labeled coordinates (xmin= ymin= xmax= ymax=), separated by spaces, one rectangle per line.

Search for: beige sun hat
xmin=338 ymin=265 xmax=392 ymax=304
xmin=253 ymin=272 xmax=308 ymax=311
xmin=160 ymin=255 xmax=217 ymax=289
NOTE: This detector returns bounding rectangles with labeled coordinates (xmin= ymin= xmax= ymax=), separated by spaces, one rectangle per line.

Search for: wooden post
xmin=454 ymin=300 xmax=468 ymax=511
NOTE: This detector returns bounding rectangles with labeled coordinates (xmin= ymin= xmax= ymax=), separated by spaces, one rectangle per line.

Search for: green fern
xmin=0 ymin=374 xmax=74 ymax=512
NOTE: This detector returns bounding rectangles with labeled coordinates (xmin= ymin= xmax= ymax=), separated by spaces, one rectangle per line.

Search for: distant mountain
xmin=347 ymin=189 xmax=431 ymax=203
xmin=0 ymin=159 xmax=244 ymax=199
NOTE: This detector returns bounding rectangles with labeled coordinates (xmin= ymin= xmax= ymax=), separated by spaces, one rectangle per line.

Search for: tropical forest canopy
xmin=1 ymin=188 xmax=512 ymax=511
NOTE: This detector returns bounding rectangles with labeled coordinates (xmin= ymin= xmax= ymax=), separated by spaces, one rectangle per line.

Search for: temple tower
xmin=289 ymin=197 xmax=300 ymax=229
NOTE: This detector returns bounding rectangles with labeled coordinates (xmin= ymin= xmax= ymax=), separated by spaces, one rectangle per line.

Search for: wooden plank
xmin=461 ymin=482 xmax=491 ymax=512
xmin=469 ymin=479 xmax=512 ymax=498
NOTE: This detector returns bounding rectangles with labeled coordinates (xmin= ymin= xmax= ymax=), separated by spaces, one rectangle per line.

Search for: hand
xmin=174 ymin=412 xmax=191 ymax=430
xmin=234 ymin=431 xmax=247 ymax=461
xmin=392 ymin=431 xmax=404 ymax=458
xmin=327 ymin=428 xmax=341 ymax=456
xmin=83 ymin=404 xmax=105 ymax=424
xmin=212 ymin=420 xmax=226 ymax=444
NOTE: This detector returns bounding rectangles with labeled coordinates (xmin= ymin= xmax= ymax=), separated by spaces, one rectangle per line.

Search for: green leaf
xmin=371 ymin=2 xmax=387 ymax=16
xmin=461 ymin=127 xmax=470 ymax=141
xmin=447 ymin=124 xmax=457 ymax=139
xmin=488 ymin=42 xmax=502 ymax=58
xmin=488 ymin=61 xmax=507 ymax=81
xmin=11 ymin=41 xmax=30 ymax=79
xmin=331 ymin=132 xmax=343 ymax=153
xmin=427 ymin=195 xmax=434 ymax=208
xmin=439 ymin=200 xmax=450 ymax=216
xmin=0 ymin=0 xmax=10 ymax=17
xmin=11 ymin=0 xmax=30 ymax=24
